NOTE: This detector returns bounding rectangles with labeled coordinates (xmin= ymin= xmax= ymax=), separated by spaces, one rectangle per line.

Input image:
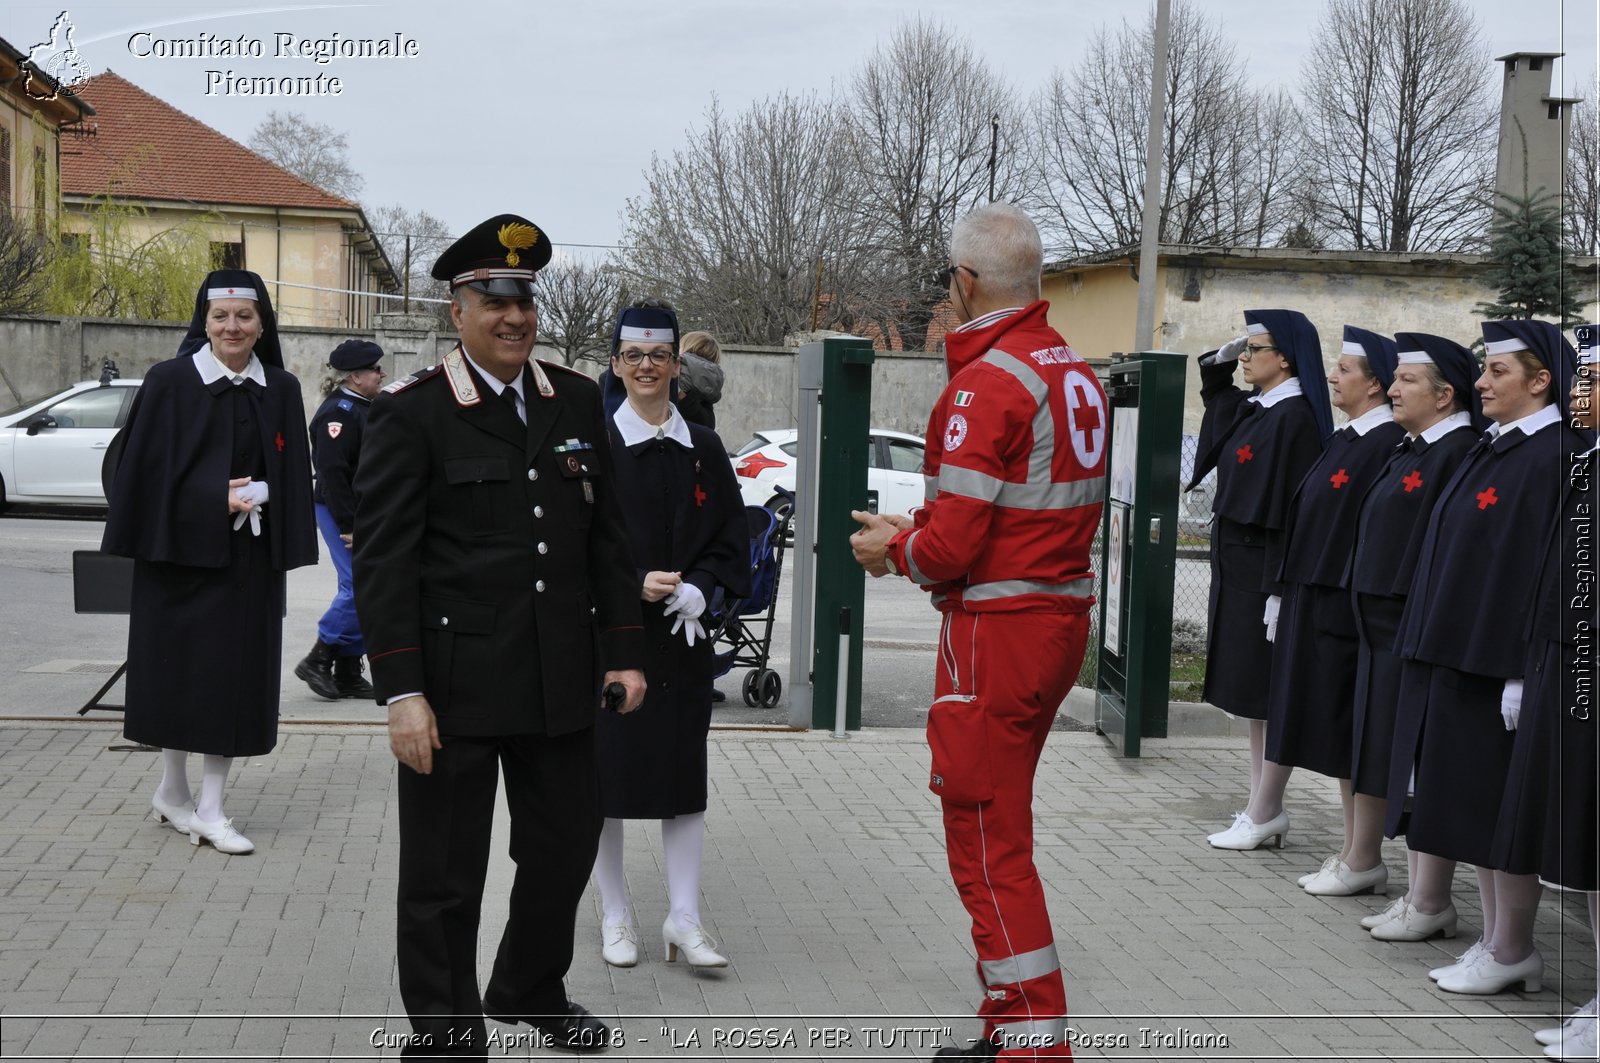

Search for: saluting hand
xmin=389 ymin=695 xmax=442 ymax=773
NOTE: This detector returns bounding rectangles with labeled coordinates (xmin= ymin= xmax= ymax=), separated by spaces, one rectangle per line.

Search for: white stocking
xmin=157 ymin=749 xmax=192 ymax=805
xmin=662 ymin=812 xmax=706 ymax=929
xmin=195 ymin=755 xmax=232 ymax=823
xmin=592 ymin=817 xmax=632 ymax=927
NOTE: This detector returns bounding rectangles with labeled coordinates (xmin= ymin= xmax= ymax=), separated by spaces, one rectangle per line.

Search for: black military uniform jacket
xmin=352 ymin=346 xmax=644 ymax=737
xmin=308 ymin=386 xmax=371 ymax=533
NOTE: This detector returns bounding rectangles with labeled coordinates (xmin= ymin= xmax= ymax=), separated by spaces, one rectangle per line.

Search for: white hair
xmin=949 ymin=203 xmax=1043 ymax=304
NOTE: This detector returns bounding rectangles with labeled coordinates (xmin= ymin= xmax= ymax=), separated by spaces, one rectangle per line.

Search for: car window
xmin=733 ymin=434 xmax=774 ymax=457
xmin=887 ymin=439 xmax=924 ymax=473
xmin=779 ymin=441 xmax=799 ymax=457
xmin=45 ymin=388 xmax=126 ymax=429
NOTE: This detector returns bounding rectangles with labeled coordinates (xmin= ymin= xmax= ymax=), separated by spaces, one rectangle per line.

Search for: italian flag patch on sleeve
xmin=954 ymin=390 xmax=974 ymax=407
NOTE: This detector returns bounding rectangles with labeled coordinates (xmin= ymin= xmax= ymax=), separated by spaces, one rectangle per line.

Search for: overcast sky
xmin=8 ymin=0 xmax=1598 ymax=264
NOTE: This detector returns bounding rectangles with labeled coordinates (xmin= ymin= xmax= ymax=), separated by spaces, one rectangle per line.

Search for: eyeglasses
xmin=932 ymin=263 xmax=979 ymax=287
xmin=618 ymin=349 xmax=676 ymax=367
xmin=1244 ymin=343 xmax=1280 ymax=356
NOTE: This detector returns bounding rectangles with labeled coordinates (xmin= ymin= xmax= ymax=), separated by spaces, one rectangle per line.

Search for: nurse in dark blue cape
xmin=1391 ymin=319 xmax=1585 ymax=997
xmin=1345 ymin=332 xmax=1481 ymax=943
xmin=1490 ymin=325 xmax=1599 ymax=1057
xmin=102 ymin=269 xmax=318 ymax=856
xmin=589 ymin=302 xmax=749 ymax=971
xmin=1191 ymin=308 xmax=1331 ymax=851
xmin=1264 ymin=325 xmax=1405 ymax=893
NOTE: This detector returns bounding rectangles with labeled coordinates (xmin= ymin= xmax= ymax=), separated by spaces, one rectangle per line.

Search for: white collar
xmin=1251 ymin=375 xmax=1303 ymax=408
xmin=1345 ymin=403 xmax=1395 ymax=436
xmin=953 ymin=307 xmax=1022 ymax=333
xmin=460 ymin=347 xmax=525 ymax=406
xmin=1488 ymin=403 xmax=1562 ymax=440
xmin=191 ymin=343 xmax=265 ymax=387
xmin=612 ymin=399 xmax=692 ymax=448
xmin=1414 ymin=410 xmax=1473 ymax=444
xmin=337 ymin=385 xmax=367 ymax=401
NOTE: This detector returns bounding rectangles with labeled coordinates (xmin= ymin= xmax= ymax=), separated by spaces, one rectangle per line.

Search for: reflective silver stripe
xmin=994 ymin=1018 xmax=1065 ymax=1050
xmin=939 ymin=464 xmax=1105 ymax=510
xmin=925 ymin=474 xmax=938 ymax=503
xmin=902 ymin=530 xmax=937 ymax=586
xmin=961 ymin=578 xmax=1093 ymax=604
xmin=980 ymin=943 xmax=1060 ymax=986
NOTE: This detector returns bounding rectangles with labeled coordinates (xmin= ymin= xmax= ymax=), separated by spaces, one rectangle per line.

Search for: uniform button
xmin=527 ymin=468 xmax=538 ymax=481
xmin=534 ymin=506 xmax=544 ymax=518
xmin=537 ymin=542 xmax=548 ymax=554
xmin=441 ymin=616 xmax=449 ymax=626
xmin=536 ymin=580 xmax=546 ymax=592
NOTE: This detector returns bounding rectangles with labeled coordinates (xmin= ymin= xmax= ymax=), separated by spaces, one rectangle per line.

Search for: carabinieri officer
xmin=353 ymin=213 xmax=646 ymax=1058
xmin=296 ymin=338 xmax=385 ymax=700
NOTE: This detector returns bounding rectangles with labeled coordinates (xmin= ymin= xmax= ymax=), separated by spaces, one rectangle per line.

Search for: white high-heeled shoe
xmin=1207 ymin=810 xmax=1288 ymax=850
xmin=1437 ymin=949 xmax=1543 ymax=995
xmin=1429 ymin=939 xmax=1488 ymax=982
xmin=150 ymin=794 xmax=195 ymax=834
xmin=662 ymin=917 xmax=728 ymax=968
xmin=188 ymin=815 xmax=254 ymax=855
xmin=1360 ymin=895 xmax=1407 ymax=930
xmin=1370 ymin=901 xmax=1456 ymax=941
xmin=1298 ymin=855 xmax=1339 ymax=888
xmin=601 ymin=922 xmax=638 ymax=968
xmin=1304 ymin=860 xmax=1388 ymax=897
xmin=1545 ymin=1013 xmax=1598 ymax=1060
xmin=1537 ymin=998 xmax=1598 ymax=1047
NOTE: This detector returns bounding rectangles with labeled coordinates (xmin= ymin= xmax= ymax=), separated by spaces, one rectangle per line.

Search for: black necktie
xmin=501 ymin=385 xmax=524 ymax=424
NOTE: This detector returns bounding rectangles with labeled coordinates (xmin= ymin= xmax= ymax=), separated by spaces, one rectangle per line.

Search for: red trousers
xmin=929 ymin=609 xmax=1088 ymax=1059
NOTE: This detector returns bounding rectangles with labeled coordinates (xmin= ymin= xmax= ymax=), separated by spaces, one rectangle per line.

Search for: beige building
xmin=58 ymin=71 xmax=397 ymax=329
xmin=0 ymin=36 xmax=94 ymax=232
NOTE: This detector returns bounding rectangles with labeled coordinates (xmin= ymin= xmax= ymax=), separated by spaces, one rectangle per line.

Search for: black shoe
xmin=711 ymin=688 xmax=726 ymax=703
xmin=333 ymin=654 xmax=375 ymax=699
xmin=482 ymin=999 xmax=613 ymax=1053
xmin=934 ymin=1037 xmax=1000 ymax=1059
xmin=294 ymin=640 xmax=340 ymax=700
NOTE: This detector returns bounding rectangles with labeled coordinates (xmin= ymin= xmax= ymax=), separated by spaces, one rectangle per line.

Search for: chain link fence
xmin=1075 ymin=435 xmax=1213 ymax=693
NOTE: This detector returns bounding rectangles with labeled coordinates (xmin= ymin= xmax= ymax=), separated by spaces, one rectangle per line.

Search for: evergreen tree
xmin=1475 ymin=187 xmax=1589 ymax=326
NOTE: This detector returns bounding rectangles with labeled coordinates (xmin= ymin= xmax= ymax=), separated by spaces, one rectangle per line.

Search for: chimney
xmin=1493 ymin=51 xmax=1582 ymax=211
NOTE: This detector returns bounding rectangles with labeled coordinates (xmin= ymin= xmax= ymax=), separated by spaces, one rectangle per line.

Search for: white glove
xmin=1500 ymin=679 xmax=1523 ymax=731
xmin=235 ymin=480 xmax=270 ymax=506
xmin=670 ymin=614 xmax=706 ymax=647
xmin=231 ymin=503 xmax=262 ymax=536
xmin=1264 ymin=594 xmax=1281 ymax=643
xmin=1200 ymin=334 xmax=1249 ymax=366
xmin=662 ymin=581 xmax=706 ymax=621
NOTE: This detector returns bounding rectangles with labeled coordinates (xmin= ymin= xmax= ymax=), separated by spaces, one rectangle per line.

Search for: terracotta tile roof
xmin=59 ymin=70 xmax=356 ymax=212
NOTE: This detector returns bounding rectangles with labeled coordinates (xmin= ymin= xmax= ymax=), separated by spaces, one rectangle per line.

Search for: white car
xmin=0 ymin=376 xmax=141 ymax=510
xmin=733 ymin=427 xmax=926 ymax=520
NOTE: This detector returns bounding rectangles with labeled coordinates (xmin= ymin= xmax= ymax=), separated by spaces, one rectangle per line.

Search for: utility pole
xmin=1134 ymin=0 xmax=1171 ymax=352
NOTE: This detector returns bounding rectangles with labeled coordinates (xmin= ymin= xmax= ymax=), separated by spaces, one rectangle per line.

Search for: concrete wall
xmin=0 ymin=313 xmax=953 ymax=452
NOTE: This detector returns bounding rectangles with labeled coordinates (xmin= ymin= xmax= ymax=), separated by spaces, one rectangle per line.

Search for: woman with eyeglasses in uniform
xmin=588 ymin=300 xmax=749 ymax=972
xmin=1189 ymin=309 xmax=1332 ymax=851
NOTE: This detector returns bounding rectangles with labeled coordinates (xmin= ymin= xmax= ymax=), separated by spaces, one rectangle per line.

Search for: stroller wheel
xmin=757 ymin=669 xmax=782 ymax=709
xmin=742 ymin=670 xmax=762 ymax=708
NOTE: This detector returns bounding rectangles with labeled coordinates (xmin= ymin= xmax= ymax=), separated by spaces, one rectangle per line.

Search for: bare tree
xmin=366 ymin=204 xmax=453 ymax=315
xmin=846 ymin=18 xmax=1027 ymax=350
xmin=536 ymin=259 xmax=626 ymax=366
xmin=247 ymin=110 xmax=365 ymax=201
xmin=1029 ymin=1 xmax=1301 ymax=254
xmin=0 ymin=210 xmax=51 ymax=316
xmin=1567 ymin=87 xmax=1599 ymax=257
xmin=619 ymin=92 xmax=877 ymax=345
xmin=1298 ymin=0 xmax=1496 ymax=252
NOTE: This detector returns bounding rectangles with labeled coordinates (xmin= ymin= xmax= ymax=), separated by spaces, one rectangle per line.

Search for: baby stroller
xmin=710 ymin=488 xmax=793 ymax=707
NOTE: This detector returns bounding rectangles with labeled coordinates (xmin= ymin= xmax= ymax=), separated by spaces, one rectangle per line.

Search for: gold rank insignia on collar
xmin=442 ymin=347 xmax=481 ymax=407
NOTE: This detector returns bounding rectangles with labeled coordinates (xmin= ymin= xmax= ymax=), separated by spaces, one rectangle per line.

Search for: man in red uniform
xmin=852 ymin=204 xmax=1106 ymax=1060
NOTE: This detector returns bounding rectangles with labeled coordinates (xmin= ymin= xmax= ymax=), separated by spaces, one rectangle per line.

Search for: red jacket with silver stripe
xmin=887 ymin=301 xmax=1106 ymax=613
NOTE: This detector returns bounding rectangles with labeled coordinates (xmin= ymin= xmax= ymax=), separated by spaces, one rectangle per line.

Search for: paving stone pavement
xmin=0 ymin=719 xmax=1593 ymax=1061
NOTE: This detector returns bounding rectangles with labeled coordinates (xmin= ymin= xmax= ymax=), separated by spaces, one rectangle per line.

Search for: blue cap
xmin=1341 ymin=325 xmax=1398 ymax=393
xmin=329 ymin=338 xmax=384 ymax=372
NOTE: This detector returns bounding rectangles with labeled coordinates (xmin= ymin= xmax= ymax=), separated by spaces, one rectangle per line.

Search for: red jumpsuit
xmin=887 ymin=302 xmax=1106 ymax=1058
